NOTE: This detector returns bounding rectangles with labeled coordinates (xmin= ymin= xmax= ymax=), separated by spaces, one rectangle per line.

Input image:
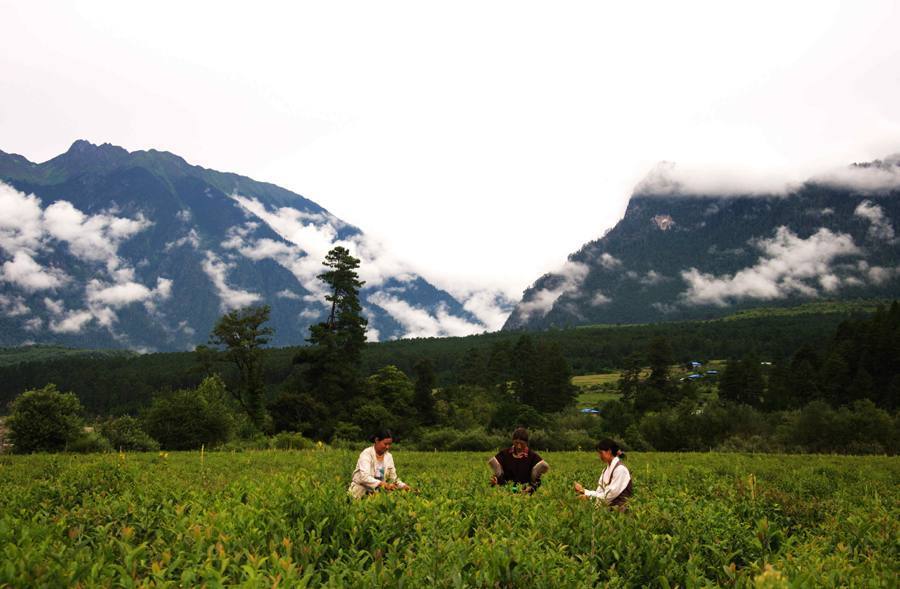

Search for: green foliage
xmin=207 ymin=305 xmax=274 ymax=429
xmin=98 ymin=416 xmax=160 ymax=452
xmin=0 ymin=451 xmax=896 ymax=587
xmin=293 ymin=247 xmax=368 ymax=414
xmin=271 ymin=432 xmax=314 ymax=450
xmin=6 ymin=384 xmax=84 ymax=453
xmin=142 ymin=376 xmax=236 ymax=450
xmin=67 ymin=431 xmax=113 ymax=454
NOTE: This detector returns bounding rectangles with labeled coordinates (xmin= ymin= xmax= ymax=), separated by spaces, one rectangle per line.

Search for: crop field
xmin=0 ymin=450 xmax=897 ymax=588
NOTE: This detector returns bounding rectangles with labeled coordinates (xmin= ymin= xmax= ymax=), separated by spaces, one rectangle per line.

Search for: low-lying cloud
xmin=367 ymin=292 xmax=486 ymax=338
xmin=854 ymin=200 xmax=896 ymax=242
xmin=635 ymin=157 xmax=900 ymax=198
xmin=201 ymin=251 xmax=262 ymax=312
xmin=513 ymin=261 xmax=589 ymax=322
xmin=680 ymin=226 xmax=863 ymax=306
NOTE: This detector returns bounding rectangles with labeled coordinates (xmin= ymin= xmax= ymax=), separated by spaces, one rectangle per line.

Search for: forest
xmin=0 ymin=246 xmax=897 ymax=456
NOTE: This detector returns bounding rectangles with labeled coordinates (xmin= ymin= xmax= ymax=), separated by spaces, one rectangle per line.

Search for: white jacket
xmin=348 ymin=446 xmax=407 ymax=499
xmin=584 ymin=456 xmax=631 ymax=504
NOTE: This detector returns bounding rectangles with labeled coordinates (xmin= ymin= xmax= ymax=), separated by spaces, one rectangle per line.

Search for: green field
xmin=1 ymin=450 xmax=896 ymax=587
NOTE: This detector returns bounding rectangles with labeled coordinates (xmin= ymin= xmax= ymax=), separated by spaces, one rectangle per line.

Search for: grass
xmin=0 ymin=450 xmax=896 ymax=587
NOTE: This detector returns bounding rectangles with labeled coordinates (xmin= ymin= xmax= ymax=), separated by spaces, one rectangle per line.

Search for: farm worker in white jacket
xmin=574 ymin=438 xmax=633 ymax=511
xmin=348 ymin=429 xmax=411 ymax=499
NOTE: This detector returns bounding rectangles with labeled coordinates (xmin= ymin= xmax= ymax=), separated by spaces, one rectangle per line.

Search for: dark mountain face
xmin=505 ymin=164 xmax=900 ymax=330
xmin=0 ymin=141 xmax=486 ymax=350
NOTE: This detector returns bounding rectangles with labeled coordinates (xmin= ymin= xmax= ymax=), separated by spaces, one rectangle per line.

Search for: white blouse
xmin=348 ymin=446 xmax=408 ymax=499
xmin=584 ymin=456 xmax=631 ymax=504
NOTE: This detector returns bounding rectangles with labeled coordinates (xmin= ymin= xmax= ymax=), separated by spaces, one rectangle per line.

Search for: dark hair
xmin=371 ymin=429 xmax=395 ymax=443
xmin=597 ymin=438 xmax=625 ymax=459
xmin=512 ymin=427 xmax=529 ymax=443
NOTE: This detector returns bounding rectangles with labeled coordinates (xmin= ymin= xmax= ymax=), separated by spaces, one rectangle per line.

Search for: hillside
xmin=505 ymin=159 xmax=900 ymax=330
xmin=0 ymin=141 xmax=494 ymax=351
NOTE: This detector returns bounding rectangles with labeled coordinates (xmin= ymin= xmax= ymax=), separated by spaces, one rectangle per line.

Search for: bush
xmin=99 ymin=416 xmax=159 ymax=452
xmin=272 ymin=432 xmax=313 ymax=450
xmin=143 ymin=376 xmax=236 ymax=450
xmin=7 ymin=384 xmax=84 ymax=453
xmin=68 ymin=431 xmax=113 ymax=454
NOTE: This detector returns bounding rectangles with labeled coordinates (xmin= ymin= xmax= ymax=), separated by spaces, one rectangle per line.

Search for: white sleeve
xmin=386 ymin=454 xmax=407 ymax=488
xmin=351 ymin=449 xmax=381 ymax=489
xmin=584 ymin=476 xmax=604 ymax=499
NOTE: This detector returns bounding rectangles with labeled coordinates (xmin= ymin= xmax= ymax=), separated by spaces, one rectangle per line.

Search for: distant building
xmin=580 ymin=408 xmax=601 ymax=414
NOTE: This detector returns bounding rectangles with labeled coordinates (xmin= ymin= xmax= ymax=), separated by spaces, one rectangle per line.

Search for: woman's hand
xmin=573 ymin=482 xmax=585 ymax=494
xmin=381 ymin=482 xmax=398 ymax=491
xmin=490 ymin=475 xmax=499 ymax=486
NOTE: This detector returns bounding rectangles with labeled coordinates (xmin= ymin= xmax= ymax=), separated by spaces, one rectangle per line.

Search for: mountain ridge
xmin=0 ymin=140 xmax=496 ymax=351
xmin=505 ymin=160 xmax=900 ymax=330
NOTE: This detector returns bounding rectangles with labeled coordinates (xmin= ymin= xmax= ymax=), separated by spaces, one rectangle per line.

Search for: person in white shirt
xmin=573 ymin=438 xmax=633 ymax=511
xmin=348 ymin=429 xmax=411 ymax=499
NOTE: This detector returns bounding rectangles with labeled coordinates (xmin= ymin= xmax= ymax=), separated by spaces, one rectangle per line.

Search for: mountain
xmin=0 ymin=140 xmax=491 ymax=350
xmin=505 ymin=158 xmax=900 ymax=330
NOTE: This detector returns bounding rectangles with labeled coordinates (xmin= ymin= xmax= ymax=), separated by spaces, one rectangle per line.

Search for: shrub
xmin=7 ymin=384 xmax=84 ymax=453
xmin=272 ymin=432 xmax=314 ymax=450
xmin=68 ymin=431 xmax=113 ymax=454
xmin=143 ymin=376 xmax=236 ymax=450
xmin=99 ymin=416 xmax=159 ymax=452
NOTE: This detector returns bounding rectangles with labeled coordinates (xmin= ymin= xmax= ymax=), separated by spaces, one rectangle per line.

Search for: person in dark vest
xmin=488 ymin=427 xmax=550 ymax=494
xmin=573 ymin=438 xmax=632 ymax=511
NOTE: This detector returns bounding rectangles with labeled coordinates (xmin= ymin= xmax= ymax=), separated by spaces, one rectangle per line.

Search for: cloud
xmin=680 ymin=226 xmax=861 ymax=306
xmin=176 ymin=209 xmax=192 ymax=222
xmin=635 ymin=161 xmax=797 ymax=197
xmin=599 ymin=253 xmax=622 ymax=269
xmin=457 ymin=288 xmax=515 ymax=332
xmin=0 ymin=251 xmax=69 ymax=291
xmin=276 ymin=289 xmax=301 ymax=300
xmin=230 ymin=194 xmax=418 ymax=288
xmin=201 ymin=250 xmax=262 ymax=311
xmin=49 ymin=309 xmax=95 ymax=334
xmin=854 ymin=200 xmax=895 ymax=242
xmin=512 ymin=261 xmax=589 ymax=322
xmin=0 ymin=183 xmax=44 ymax=255
xmin=164 ymin=228 xmax=201 ymax=251
xmin=85 ymin=276 xmax=172 ymax=309
xmin=43 ymin=200 xmax=152 ymax=272
xmin=590 ymin=291 xmax=612 ymax=306
xmin=23 ymin=317 xmax=43 ymax=331
xmin=813 ymin=160 xmax=900 ymax=193
xmin=639 ymin=270 xmax=667 ymax=286
xmin=368 ymin=292 xmax=486 ymax=338
xmin=0 ymin=293 xmax=29 ymax=317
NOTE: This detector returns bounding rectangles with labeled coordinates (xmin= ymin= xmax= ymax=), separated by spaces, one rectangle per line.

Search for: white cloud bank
xmin=679 ymin=226 xmax=869 ymax=306
xmin=635 ymin=159 xmax=900 ymax=198
xmin=0 ymin=181 xmax=171 ymax=335
xmin=201 ymin=250 xmax=262 ymax=312
xmin=227 ymin=193 xmax=509 ymax=337
xmin=512 ymin=261 xmax=590 ymax=322
xmin=854 ymin=200 xmax=896 ymax=243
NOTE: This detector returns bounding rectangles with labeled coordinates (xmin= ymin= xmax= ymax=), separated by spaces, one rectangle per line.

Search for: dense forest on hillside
xmin=0 ymin=305 xmax=870 ymax=414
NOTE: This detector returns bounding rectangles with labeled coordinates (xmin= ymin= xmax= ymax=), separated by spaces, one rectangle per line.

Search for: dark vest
xmin=606 ymin=461 xmax=633 ymax=507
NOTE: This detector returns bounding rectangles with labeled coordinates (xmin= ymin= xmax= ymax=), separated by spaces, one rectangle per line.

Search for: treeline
xmin=0 ymin=307 xmax=863 ymax=415
xmin=589 ymin=303 xmax=900 ymax=454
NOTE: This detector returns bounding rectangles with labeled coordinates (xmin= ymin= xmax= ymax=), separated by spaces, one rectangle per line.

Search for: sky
xmin=2 ymin=1 xmax=900 ymax=317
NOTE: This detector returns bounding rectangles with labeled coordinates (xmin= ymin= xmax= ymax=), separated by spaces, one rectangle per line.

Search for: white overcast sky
xmin=2 ymin=1 xmax=900 ymax=303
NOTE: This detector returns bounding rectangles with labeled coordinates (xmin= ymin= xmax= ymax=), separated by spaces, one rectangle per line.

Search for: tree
xmin=7 ymin=384 xmax=84 ymax=453
xmin=208 ymin=305 xmax=273 ymax=429
xmin=143 ymin=376 xmax=236 ymax=450
xmin=98 ymin=416 xmax=159 ymax=452
xmin=413 ymin=358 xmax=437 ymax=425
xmin=295 ymin=247 xmax=368 ymax=412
